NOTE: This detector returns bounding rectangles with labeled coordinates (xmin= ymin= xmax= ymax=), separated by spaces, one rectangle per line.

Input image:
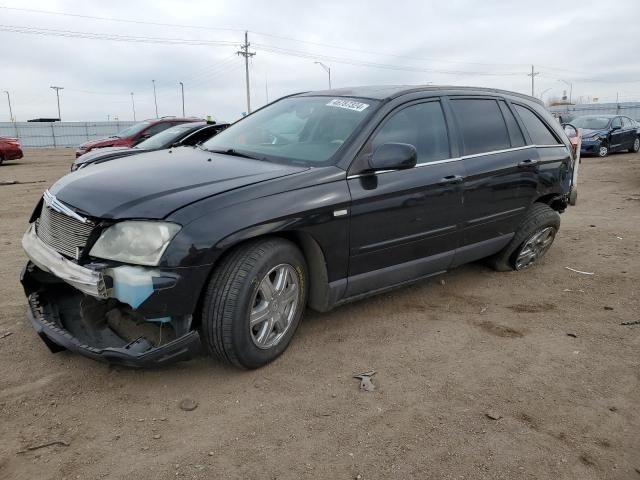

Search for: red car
xmin=75 ymin=117 xmax=202 ymax=158
xmin=0 ymin=137 xmax=23 ymax=165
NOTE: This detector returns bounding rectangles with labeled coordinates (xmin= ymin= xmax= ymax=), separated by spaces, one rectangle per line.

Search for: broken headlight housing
xmin=90 ymin=221 xmax=181 ymax=266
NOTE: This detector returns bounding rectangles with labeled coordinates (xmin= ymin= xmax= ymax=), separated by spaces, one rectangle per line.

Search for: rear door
xmin=346 ymin=99 xmax=464 ymax=297
xmin=622 ymin=117 xmax=637 ymax=149
xmin=447 ymin=97 xmax=535 ymax=265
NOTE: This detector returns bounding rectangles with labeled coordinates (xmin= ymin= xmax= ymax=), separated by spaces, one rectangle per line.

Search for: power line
xmin=0 ymin=24 xmax=240 ymax=46
xmin=0 ymin=5 xmax=534 ymax=69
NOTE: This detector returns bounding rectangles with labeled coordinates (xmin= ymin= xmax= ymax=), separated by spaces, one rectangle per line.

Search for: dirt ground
xmin=0 ymin=148 xmax=638 ymax=480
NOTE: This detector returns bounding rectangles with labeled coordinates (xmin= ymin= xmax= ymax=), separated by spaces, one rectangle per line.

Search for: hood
xmin=79 ymin=137 xmax=129 ymax=149
xmin=580 ymin=128 xmax=608 ymax=138
xmin=75 ymin=146 xmax=136 ymax=166
xmin=50 ymin=147 xmax=308 ymax=219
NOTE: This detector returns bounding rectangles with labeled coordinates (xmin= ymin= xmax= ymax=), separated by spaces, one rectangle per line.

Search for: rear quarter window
xmin=513 ymin=105 xmax=560 ymax=145
xmin=450 ymin=99 xmax=511 ymax=155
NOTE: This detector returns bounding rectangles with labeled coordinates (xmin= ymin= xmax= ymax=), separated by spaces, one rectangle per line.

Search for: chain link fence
xmin=0 ymin=121 xmax=136 ymax=148
xmin=549 ymin=102 xmax=640 ymax=123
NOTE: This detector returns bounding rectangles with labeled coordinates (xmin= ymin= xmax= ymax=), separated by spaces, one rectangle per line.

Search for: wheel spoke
xmin=250 ymin=303 xmax=270 ymax=327
xmin=255 ymin=316 xmax=275 ymax=345
xmin=259 ymin=276 xmax=275 ymax=300
xmin=281 ymin=284 xmax=298 ymax=304
xmin=273 ymin=267 xmax=288 ymax=293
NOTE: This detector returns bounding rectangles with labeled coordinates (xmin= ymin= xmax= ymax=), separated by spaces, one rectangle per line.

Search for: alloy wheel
xmin=249 ymin=264 xmax=299 ymax=349
xmin=633 ymin=138 xmax=639 ymax=152
xmin=598 ymin=145 xmax=608 ymax=157
xmin=515 ymin=227 xmax=556 ymax=270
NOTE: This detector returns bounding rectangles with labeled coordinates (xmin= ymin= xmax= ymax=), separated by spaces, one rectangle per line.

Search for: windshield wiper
xmin=205 ymin=148 xmax=262 ymax=160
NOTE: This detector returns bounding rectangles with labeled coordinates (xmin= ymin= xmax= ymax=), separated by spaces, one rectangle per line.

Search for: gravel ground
xmin=0 ymin=148 xmax=638 ymax=480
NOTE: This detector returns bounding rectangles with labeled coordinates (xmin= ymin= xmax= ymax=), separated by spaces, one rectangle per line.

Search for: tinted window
xmin=622 ymin=117 xmax=632 ymax=128
xmin=611 ymin=117 xmax=622 ymax=128
xmin=372 ymin=101 xmax=450 ymax=164
xmin=182 ymin=126 xmax=219 ymax=145
xmin=513 ymin=105 xmax=560 ymax=145
xmin=450 ymin=99 xmax=510 ymax=155
xmin=144 ymin=122 xmax=174 ymax=136
xmin=499 ymin=101 xmax=525 ymax=147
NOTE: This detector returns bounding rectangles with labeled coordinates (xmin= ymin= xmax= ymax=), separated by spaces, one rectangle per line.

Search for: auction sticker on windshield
xmin=326 ymin=99 xmax=369 ymax=112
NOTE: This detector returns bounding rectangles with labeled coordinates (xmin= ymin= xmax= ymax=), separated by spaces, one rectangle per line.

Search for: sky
xmin=1 ymin=0 xmax=640 ymax=123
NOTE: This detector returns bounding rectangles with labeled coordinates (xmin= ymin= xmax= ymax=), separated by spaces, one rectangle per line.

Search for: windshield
xmin=136 ymin=124 xmax=201 ymax=150
xmin=116 ymin=121 xmax=151 ymax=138
xmin=571 ymin=116 xmax=611 ymax=130
xmin=201 ymin=96 xmax=378 ymax=165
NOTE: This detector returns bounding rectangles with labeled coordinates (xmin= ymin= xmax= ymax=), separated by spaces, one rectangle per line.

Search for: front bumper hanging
xmin=21 ymin=225 xmax=203 ymax=367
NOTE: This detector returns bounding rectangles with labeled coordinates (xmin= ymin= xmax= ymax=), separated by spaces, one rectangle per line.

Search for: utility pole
xmin=50 ymin=86 xmax=63 ymax=120
xmin=152 ymin=79 xmax=158 ymax=118
xmin=3 ymin=90 xmax=13 ymax=121
xmin=237 ymin=31 xmax=256 ymax=114
xmin=527 ymin=65 xmax=538 ymax=97
xmin=179 ymin=81 xmax=185 ymax=117
xmin=130 ymin=92 xmax=136 ymax=121
xmin=314 ymin=61 xmax=332 ymax=88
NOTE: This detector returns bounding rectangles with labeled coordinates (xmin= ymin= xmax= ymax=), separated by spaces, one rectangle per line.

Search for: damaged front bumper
xmin=21 ymin=225 xmax=207 ymax=367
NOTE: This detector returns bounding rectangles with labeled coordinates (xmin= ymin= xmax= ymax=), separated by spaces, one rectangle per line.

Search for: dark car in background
xmin=0 ymin=136 xmax=23 ymax=165
xmin=74 ymin=117 xmax=203 ymax=158
xmin=21 ymin=86 xmax=576 ymax=369
xmin=72 ymin=122 xmax=229 ymax=171
xmin=572 ymin=115 xmax=639 ymax=157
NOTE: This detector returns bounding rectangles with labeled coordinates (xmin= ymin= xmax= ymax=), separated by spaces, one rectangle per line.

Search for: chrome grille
xmin=36 ymin=204 xmax=94 ymax=259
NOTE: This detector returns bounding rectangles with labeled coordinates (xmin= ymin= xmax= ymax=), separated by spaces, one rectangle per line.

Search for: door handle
xmin=518 ymin=159 xmax=539 ymax=168
xmin=437 ymin=174 xmax=464 ymax=186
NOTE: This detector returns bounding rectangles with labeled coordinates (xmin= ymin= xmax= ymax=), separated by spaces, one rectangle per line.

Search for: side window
xmin=611 ymin=117 xmax=622 ymax=129
xmin=513 ymin=105 xmax=560 ymax=145
xmin=498 ymin=101 xmax=525 ymax=147
xmin=182 ymin=127 xmax=215 ymax=145
xmin=621 ymin=117 xmax=632 ymax=128
xmin=450 ymin=99 xmax=510 ymax=155
xmin=143 ymin=122 xmax=173 ymax=136
xmin=372 ymin=101 xmax=450 ymax=164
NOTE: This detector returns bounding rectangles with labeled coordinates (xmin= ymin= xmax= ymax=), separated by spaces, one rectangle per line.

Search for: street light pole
xmin=559 ymin=79 xmax=573 ymax=104
xmin=314 ymin=61 xmax=331 ymax=88
xmin=130 ymin=92 xmax=136 ymax=121
xmin=2 ymin=90 xmax=13 ymax=121
xmin=179 ymin=81 xmax=185 ymax=117
xmin=50 ymin=86 xmax=63 ymax=120
xmin=152 ymin=79 xmax=158 ymax=118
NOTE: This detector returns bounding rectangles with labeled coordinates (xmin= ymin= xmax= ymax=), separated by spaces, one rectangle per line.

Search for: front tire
xmin=199 ymin=238 xmax=307 ymax=369
xmin=598 ymin=144 xmax=609 ymax=157
xmin=487 ymin=203 xmax=560 ymax=272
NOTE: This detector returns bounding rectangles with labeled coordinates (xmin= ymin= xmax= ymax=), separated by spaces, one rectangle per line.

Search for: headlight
xmin=89 ymin=221 xmax=181 ymax=266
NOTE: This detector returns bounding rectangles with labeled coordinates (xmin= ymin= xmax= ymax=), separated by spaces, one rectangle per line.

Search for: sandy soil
xmin=0 ymin=148 xmax=639 ymax=480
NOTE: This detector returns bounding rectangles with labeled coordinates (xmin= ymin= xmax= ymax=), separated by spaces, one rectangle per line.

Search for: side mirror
xmin=611 ymin=125 xmax=621 ymax=131
xmin=369 ymin=143 xmax=417 ymax=171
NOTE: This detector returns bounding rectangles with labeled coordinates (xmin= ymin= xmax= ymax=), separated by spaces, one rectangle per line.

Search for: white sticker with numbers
xmin=326 ymin=99 xmax=369 ymax=112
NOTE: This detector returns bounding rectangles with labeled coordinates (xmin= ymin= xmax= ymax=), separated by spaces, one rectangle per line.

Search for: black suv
xmin=21 ymin=86 xmax=576 ymax=369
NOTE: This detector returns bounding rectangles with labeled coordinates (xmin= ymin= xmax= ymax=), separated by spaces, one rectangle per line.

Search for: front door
xmin=610 ymin=117 xmax=625 ymax=152
xmin=346 ymin=99 xmax=464 ymax=297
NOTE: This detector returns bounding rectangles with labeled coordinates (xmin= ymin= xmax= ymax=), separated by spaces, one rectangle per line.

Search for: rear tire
xmin=630 ymin=137 xmax=640 ymax=153
xmin=0 ymin=154 xmax=4 ymax=166
xmin=199 ymin=238 xmax=308 ymax=369
xmin=487 ymin=203 xmax=560 ymax=272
